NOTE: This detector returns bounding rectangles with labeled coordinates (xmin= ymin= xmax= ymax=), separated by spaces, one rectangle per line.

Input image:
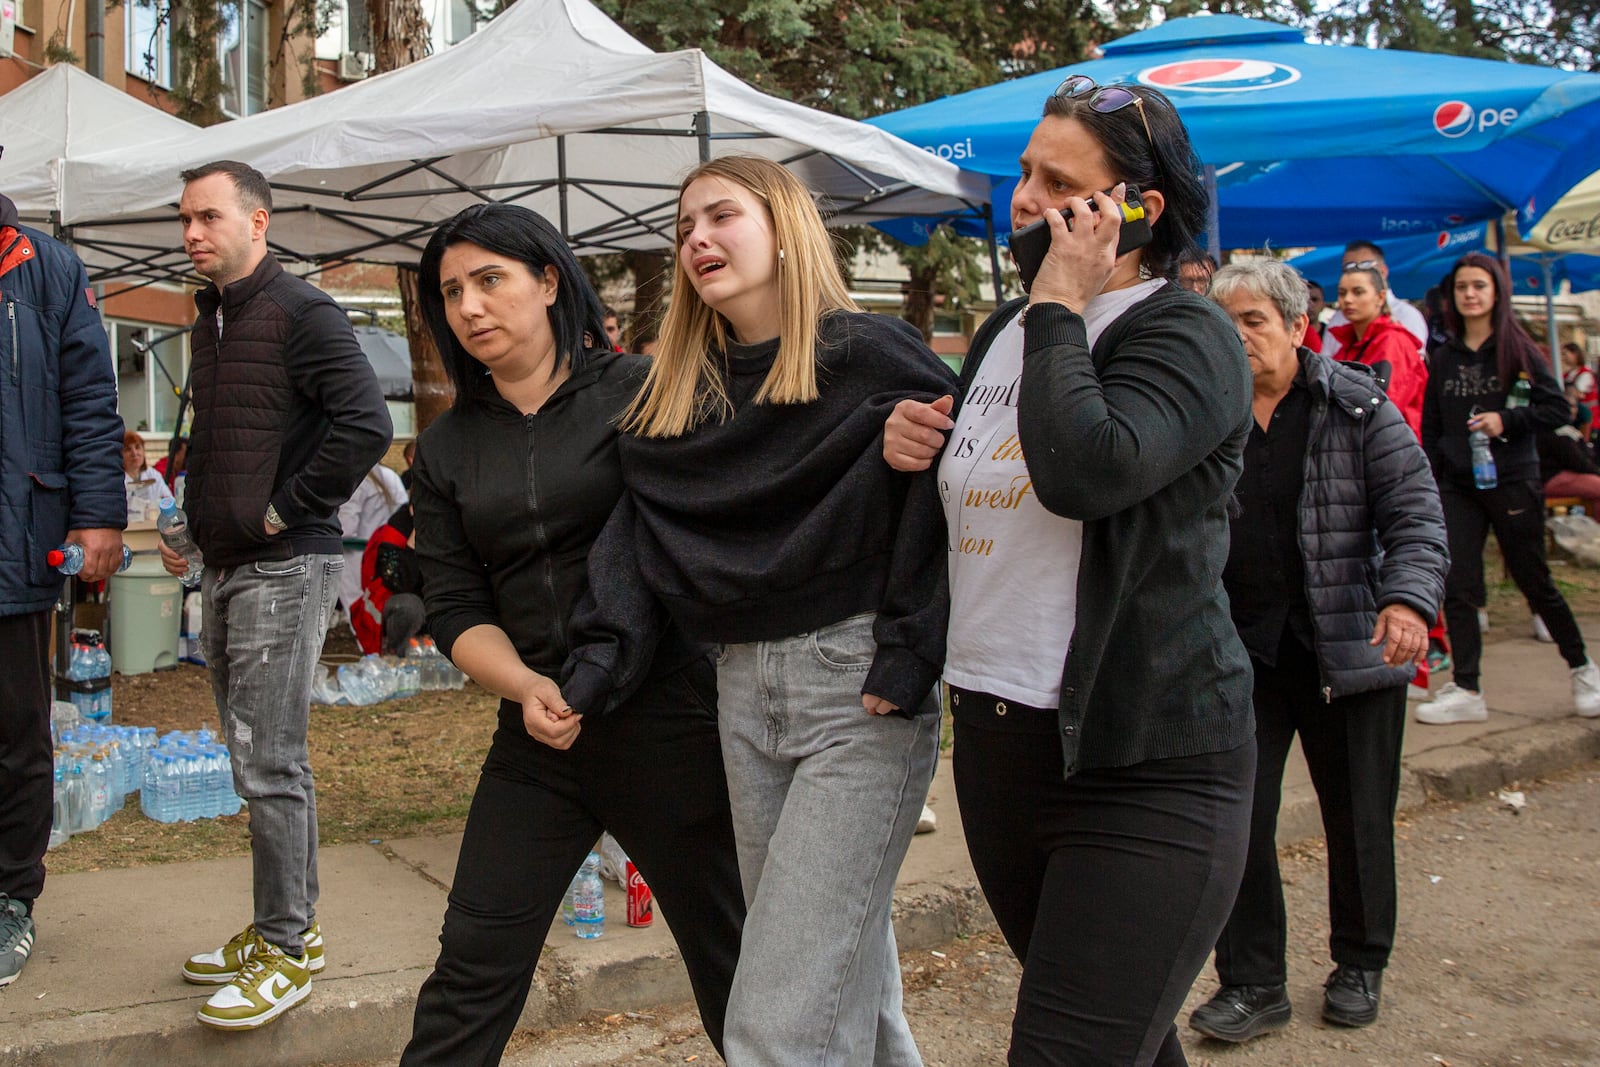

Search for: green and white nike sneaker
xmin=183 ymin=920 xmax=324 ymax=983
xmin=196 ymin=935 xmax=311 ymax=1031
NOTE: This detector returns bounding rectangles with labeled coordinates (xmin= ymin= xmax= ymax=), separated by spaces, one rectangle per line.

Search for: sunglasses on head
xmin=1343 ymin=258 xmax=1380 ymax=271
xmin=1052 ymin=75 xmax=1156 ymax=153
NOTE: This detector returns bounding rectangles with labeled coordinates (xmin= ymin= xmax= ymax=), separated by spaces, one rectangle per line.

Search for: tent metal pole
xmin=1494 ymin=216 xmax=1510 ymax=269
xmin=695 ymin=111 xmax=711 ymax=163
xmin=1203 ymin=165 xmax=1220 ymax=262
xmin=557 ymin=136 xmax=570 ymax=240
xmin=985 ymin=213 xmax=1005 ymax=303
xmin=1543 ymin=256 xmax=1558 ymax=364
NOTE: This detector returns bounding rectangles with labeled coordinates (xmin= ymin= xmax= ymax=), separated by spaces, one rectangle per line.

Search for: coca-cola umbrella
xmin=868 ymin=14 xmax=1600 ymax=255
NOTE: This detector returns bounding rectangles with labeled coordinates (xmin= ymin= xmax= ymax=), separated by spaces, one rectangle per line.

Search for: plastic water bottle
xmin=157 ymin=499 xmax=206 ymax=589
xmin=1470 ymin=429 xmax=1498 ymax=489
xmin=181 ymin=751 xmax=204 ymax=821
xmin=84 ymin=635 xmax=113 ymax=725
xmin=87 ymin=753 xmax=112 ymax=828
xmin=158 ymin=754 xmax=183 ymax=823
xmin=1505 ymin=373 xmax=1532 ymax=409
xmin=394 ymin=657 xmax=420 ymax=699
xmin=217 ymin=750 xmax=243 ymax=816
xmin=337 ymin=657 xmax=383 ymax=706
xmin=573 ymin=852 xmax=605 ymax=940
xmin=561 ymin=871 xmax=580 ymax=926
xmin=49 ymin=765 xmax=70 ymax=849
xmin=47 ymin=543 xmax=133 ymax=575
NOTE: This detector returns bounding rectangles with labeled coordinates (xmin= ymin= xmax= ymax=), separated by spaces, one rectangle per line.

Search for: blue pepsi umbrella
xmin=1286 ymin=222 xmax=1600 ymax=299
xmin=868 ymin=15 xmax=1600 ymax=249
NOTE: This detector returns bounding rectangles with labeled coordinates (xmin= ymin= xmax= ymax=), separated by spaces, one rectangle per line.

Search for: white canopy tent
xmin=0 ymin=64 xmax=196 ymax=225
xmin=57 ymin=0 xmax=990 ymax=285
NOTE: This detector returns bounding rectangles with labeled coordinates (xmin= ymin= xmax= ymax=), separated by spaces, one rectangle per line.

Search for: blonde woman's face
xmin=677 ymin=176 xmax=779 ymax=319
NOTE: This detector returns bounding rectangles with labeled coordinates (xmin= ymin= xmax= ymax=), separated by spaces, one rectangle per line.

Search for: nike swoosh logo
xmin=1507 ymin=508 xmax=1527 ymax=515
xmin=266 ymin=975 xmax=293 ymax=998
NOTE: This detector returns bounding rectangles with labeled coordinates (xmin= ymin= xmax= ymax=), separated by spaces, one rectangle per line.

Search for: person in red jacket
xmin=1329 ymin=266 xmax=1427 ymax=438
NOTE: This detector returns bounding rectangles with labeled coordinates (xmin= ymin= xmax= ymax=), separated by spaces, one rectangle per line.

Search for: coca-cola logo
xmin=1543 ymin=213 xmax=1600 ymax=246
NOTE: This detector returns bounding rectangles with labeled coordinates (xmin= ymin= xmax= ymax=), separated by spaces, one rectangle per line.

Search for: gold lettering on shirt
xmin=990 ymin=433 xmax=1026 ymax=463
xmin=962 ymin=474 xmax=1034 ymax=510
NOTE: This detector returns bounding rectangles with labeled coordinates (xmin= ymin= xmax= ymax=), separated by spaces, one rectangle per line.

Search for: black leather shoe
xmin=1323 ymin=965 xmax=1383 ymax=1027
xmin=1188 ymin=983 xmax=1292 ymax=1042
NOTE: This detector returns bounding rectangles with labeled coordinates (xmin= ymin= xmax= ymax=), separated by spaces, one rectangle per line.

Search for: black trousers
xmin=1441 ymin=478 xmax=1586 ymax=690
xmin=401 ymin=662 xmax=745 ymax=1066
xmin=0 ymin=611 xmax=52 ymax=910
xmin=1213 ymin=637 xmax=1406 ymax=987
xmin=953 ymin=702 xmax=1255 ymax=1067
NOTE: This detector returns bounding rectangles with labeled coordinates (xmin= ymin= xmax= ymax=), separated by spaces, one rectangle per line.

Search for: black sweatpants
xmin=1441 ymin=478 xmax=1586 ymax=690
xmin=401 ymin=662 xmax=744 ymax=1066
xmin=953 ymin=698 xmax=1255 ymax=1067
xmin=0 ymin=611 xmax=52 ymax=911
xmin=1213 ymin=636 xmax=1406 ymax=987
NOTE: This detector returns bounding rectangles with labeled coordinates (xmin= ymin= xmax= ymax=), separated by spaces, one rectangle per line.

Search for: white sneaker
xmin=1415 ymin=683 xmax=1488 ymax=725
xmin=1478 ymin=609 xmax=1491 ymax=633
xmin=1532 ymin=615 xmax=1555 ymax=643
xmin=1571 ymin=661 xmax=1600 ymax=717
xmin=916 ymin=804 xmax=937 ymax=834
xmin=1406 ymin=683 xmax=1431 ymax=701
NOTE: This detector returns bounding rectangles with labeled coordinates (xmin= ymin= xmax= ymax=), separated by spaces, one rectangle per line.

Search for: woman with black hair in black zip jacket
xmin=397 ymin=204 xmax=743 ymax=1067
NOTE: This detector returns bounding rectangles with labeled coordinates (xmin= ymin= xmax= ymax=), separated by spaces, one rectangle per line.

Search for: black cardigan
xmin=411 ymin=351 xmax=700 ymax=734
xmin=563 ymin=311 xmax=957 ymax=717
xmin=967 ymin=288 xmax=1256 ymax=775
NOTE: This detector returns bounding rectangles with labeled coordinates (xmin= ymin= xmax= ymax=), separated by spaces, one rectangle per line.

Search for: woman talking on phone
xmin=884 ymin=78 xmax=1256 ymax=1065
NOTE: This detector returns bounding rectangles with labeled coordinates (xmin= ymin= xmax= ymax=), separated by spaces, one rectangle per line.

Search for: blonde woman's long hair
xmin=622 ymin=156 xmax=861 ymax=438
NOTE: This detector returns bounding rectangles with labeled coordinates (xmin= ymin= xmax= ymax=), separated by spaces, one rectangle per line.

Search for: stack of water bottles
xmin=319 ymin=636 xmax=466 ymax=706
xmin=139 ymin=729 xmax=244 ymax=824
xmin=49 ymin=723 xmax=157 ymax=847
xmin=62 ymin=631 xmax=115 ymax=724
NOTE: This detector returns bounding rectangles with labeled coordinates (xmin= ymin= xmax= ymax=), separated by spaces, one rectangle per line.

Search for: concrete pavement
xmin=4 ymin=628 xmax=1599 ymax=1067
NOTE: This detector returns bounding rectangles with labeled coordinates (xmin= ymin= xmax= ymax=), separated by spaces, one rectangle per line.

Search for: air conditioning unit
xmin=337 ymin=51 xmax=373 ymax=82
xmin=0 ymin=1 xmax=18 ymax=60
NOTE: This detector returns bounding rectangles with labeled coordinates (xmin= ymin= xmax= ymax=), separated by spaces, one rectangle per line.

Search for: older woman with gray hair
xmin=1189 ymin=258 xmax=1448 ymax=1044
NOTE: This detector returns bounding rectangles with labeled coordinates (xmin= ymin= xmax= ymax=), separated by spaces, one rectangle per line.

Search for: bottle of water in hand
xmin=573 ymin=851 xmax=606 ymax=940
xmin=1470 ymin=429 xmax=1498 ymax=489
xmin=48 ymin=543 xmax=133 ymax=575
xmin=157 ymin=499 xmax=206 ymax=589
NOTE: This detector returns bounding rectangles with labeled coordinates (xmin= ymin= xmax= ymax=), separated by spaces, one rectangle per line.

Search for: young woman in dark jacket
xmin=1417 ymin=252 xmax=1600 ymax=725
xmin=1189 ymin=259 xmax=1447 ymax=1044
xmin=563 ymin=156 xmax=955 ymax=1065
xmin=884 ymin=82 xmax=1256 ymax=1065
xmin=398 ymin=205 xmax=743 ymax=1066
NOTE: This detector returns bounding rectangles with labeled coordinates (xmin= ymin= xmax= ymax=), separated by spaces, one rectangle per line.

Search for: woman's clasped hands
xmin=519 ymin=671 xmax=581 ymax=749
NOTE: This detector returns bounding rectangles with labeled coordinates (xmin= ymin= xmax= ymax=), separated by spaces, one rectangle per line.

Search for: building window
xmin=219 ymin=0 xmax=269 ymax=117
xmin=126 ymin=1 xmax=175 ymax=87
xmin=109 ymin=320 xmax=190 ymax=434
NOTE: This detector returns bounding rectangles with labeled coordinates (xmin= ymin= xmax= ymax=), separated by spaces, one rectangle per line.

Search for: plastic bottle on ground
xmin=156 ymin=499 xmax=206 ymax=589
xmin=49 ymin=765 xmax=70 ymax=849
xmin=573 ymin=851 xmax=606 ymax=940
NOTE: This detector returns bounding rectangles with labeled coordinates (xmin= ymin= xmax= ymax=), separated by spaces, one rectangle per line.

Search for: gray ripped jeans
xmin=200 ymin=553 xmax=340 ymax=956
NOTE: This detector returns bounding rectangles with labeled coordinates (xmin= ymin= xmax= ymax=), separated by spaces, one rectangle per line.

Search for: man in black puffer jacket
xmin=157 ymin=161 xmax=390 ymax=1033
xmin=1190 ymin=259 xmax=1447 ymax=1045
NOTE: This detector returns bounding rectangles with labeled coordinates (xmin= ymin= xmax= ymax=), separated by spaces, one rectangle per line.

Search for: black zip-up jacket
xmin=412 ymin=351 xmax=700 ymax=733
xmin=186 ymin=253 xmax=391 ymax=566
xmin=975 ymin=288 xmax=1255 ymax=775
xmin=1421 ymin=332 xmax=1567 ymax=490
xmin=563 ymin=312 xmax=957 ymax=716
xmin=1228 ymin=348 xmax=1447 ymax=701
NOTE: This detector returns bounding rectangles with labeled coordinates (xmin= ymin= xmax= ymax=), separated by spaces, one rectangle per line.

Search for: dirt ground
xmin=47 ymin=626 xmax=500 ymax=874
xmin=375 ymin=759 xmax=1600 ymax=1067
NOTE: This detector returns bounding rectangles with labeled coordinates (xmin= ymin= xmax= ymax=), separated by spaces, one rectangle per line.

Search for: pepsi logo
xmin=1136 ymin=59 xmax=1300 ymax=93
xmin=1433 ymin=101 xmax=1520 ymax=138
xmin=1437 ymin=232 xmax=1450 ymax=249
xmin=1434 ymin=101 xmax=1475 ymax=138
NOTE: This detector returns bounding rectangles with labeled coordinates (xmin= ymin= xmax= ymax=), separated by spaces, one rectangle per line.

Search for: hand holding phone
xmin=1010 ymin=185 xmax=1153 ymax=291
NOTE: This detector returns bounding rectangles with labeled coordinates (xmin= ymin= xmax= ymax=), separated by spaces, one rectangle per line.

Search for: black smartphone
xmin=1009 ymin=185 xmax=1154 ymax=291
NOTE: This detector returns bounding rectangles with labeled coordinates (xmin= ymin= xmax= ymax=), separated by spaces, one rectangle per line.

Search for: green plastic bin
xmin=108 ymin=556 xmax=181 ymax=674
